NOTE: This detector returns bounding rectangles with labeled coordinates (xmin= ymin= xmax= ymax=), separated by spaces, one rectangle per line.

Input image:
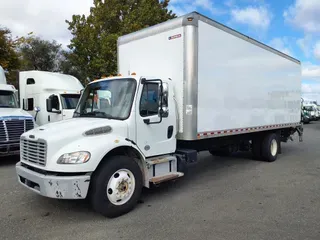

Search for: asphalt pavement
xmin=1 ymin=122 xmax=320 ymax=240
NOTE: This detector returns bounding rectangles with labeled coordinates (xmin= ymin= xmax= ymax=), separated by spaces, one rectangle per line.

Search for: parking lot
xmin=1 ymin=122 xmax=320 ymax=240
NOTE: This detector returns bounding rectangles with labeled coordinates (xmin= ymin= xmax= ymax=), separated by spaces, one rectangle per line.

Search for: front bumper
xmin=16 ymin=162 xmax=91 ymax=199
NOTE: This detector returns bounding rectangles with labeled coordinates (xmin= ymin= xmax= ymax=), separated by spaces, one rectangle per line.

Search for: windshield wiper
xmin=81 ymin=111 xmax=113 ymax=119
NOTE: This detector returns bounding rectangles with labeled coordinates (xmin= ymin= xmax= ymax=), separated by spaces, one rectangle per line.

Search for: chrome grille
xmin=25 ymin=119 xmax=34 ymax=131
xmin=21 ymin=138 xmax=47 ymax=166
xmin=0 ymin=121 xmax=6 ymax=142
xmin=6 ymin=120 xmax=25 ymax=141
xmin=0 ymin=119 xmax=34 ymax=143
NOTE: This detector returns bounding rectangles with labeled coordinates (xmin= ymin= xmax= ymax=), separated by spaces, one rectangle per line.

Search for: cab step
xmin=149 ymin=172 xmax=184 ymax=184
xmin=146 ymin=155 xmax=183 ymax=185
xmin=146 ymin=155 xmax=176 ymax=167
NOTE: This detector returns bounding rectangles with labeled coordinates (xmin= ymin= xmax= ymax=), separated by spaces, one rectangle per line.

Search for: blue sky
xmin=169 ymin=0 xmax=320 ymax=101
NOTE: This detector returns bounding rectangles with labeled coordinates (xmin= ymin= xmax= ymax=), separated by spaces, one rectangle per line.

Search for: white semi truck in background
xmin=0 ymin=66 xmax=35 ymax=156
xmin=15 ymin=12 xmax=303 ymax=218
xmin=301 ymin=98 xmax=319 ymax=121
xmin=18 ymin=70 xmax=84 ymax=126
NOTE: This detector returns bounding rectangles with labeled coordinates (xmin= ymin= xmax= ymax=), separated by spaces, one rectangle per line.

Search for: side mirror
xmin=46 ymin=95 xmax=61 ymax=114
xmin=46 ymin=98 xmax=53 ymax=112
xmin=162 ymin=83 xmax=169 ymax=117
xmin=158 ymin=82 xmax=169 ymax=118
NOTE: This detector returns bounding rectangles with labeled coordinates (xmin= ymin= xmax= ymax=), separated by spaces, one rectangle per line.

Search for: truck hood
xmin=23 ymin=117 xmax=128 ymax=144
xmin=0 ymin=108 xmax=33 ymax=119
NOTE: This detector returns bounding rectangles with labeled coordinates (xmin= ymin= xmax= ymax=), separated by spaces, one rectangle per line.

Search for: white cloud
xmin=296 ymin=35 xmax=313 ymax=58
xmin=269 ymin=37 xmax=293 ymax=56
xmin=0 ymin=0 xmax=93 ymax=48
xmin=302 ymin=62 xmax=320 ymax=79
xmin=301 ymin=83 xmax=320 ymax=103
xmin=284 ymin=0 xmax=320 ymax=33
xmin=169 ymin=0 xmax=226 ymax=16
xmin=301 ymin=83 xmax=320 ymax=94
xmin=313 ymin=42 xmax=320 ymax=60
xmin=230 ymin=6 xmax=272 ymax=30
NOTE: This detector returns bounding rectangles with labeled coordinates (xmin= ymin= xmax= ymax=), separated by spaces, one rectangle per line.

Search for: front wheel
xmin=90 ymin=155 xmax=143 ymax=218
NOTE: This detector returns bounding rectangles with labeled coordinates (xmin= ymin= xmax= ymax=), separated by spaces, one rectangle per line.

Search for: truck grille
xmin=0 ymin=122 xmax=6 ymax=142
xmin=0 ymin=119 xmax=34 ymax=143
xmin=21 ymin=138 xmax=47 ymax=166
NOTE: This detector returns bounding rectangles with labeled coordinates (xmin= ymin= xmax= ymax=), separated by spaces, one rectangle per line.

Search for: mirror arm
xmin=52 ymin=110 xmax=62 ymax=114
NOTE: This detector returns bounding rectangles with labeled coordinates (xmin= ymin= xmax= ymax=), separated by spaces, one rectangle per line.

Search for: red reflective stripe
xmin=198 ymin=123 xmax=299 ymax=138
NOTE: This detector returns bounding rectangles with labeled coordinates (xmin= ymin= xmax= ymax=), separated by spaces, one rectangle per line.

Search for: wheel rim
xmin=270 ymin=139 xmax=278 ymax=156
xmin=106 ymin=168 xmax=136 ymax=205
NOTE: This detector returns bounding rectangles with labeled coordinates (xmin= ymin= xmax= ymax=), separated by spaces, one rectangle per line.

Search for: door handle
xmin=167 ymin=126 xmax=174 ymax=138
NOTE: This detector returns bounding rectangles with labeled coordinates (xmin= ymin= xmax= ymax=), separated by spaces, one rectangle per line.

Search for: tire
xmin=90 ymin=155 xmax=143 ymax=218
xmin=261 ymin=133 xmax=279 ymax=162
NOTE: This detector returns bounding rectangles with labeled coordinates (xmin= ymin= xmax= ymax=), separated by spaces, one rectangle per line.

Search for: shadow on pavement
xmin=0 ymin=155 xmax=20 ymax=166
xmin=27 ymin=150 xmax=257 ymax=219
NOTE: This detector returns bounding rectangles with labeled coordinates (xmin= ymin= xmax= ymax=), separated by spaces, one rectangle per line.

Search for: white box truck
xmin=15 ymin=12 xmax=303 ymax=218
xmin=18 ymin=70 xmax=84 ymax=126
xmin=0 ymin=66 xmax=35 ymax=156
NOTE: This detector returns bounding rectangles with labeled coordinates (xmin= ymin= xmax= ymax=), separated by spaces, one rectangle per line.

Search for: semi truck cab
xmin=0 ymin=66 xmax=35 ymax=156
xmin=18 ymin=70 xmax=84 ymax=126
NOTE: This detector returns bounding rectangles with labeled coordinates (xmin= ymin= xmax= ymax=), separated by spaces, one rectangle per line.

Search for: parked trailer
xmin=16 ymin=12 xmax=303 ymax=218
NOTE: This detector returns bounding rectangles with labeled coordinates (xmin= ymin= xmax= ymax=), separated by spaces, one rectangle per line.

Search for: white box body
xmin=118 ymin=12 xmax=301 ymax=140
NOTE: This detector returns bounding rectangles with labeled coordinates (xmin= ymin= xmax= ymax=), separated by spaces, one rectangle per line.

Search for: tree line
xmin=0 ymin=0 xmax=176 ymax=87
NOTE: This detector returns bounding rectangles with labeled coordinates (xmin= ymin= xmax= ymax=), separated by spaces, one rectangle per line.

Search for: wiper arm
xmin=81 ymin=111 xmax=113 ymax=119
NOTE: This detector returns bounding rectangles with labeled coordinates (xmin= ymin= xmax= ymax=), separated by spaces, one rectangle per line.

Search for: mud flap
xmin=296 ymin=125 xmax=303 ymax=142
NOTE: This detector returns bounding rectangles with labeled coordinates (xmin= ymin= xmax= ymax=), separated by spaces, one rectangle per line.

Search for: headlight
xmin=57 ymin=151 xmax=91 ymax=164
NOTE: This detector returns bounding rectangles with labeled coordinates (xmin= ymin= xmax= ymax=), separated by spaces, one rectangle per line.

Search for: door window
xmin=27 ymin=98 xmax=34 ymax=111
xmin=140 ymin=83 xmax=159 ymax=117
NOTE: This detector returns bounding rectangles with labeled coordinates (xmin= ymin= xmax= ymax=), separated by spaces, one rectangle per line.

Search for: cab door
xmin=46 ymin=94 xmax=63 ymax=123
xmin=135 ymin=78 xmax=176 ymax=157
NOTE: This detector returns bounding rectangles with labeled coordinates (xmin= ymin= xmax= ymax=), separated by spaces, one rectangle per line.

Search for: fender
xmin=45 ymin=134 xmax=146 ymax=174
xmin=96 ymin=135 xmax=146 ymax=165
xmin=94 ymin=136 xmax=150 ymax=187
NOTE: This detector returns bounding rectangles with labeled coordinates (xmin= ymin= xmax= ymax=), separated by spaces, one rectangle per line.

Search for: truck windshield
xmin=60 ymin=94 xmax=81 ymax=109
xmin=73 ymin=78 xmax=136 ymax=120
xmin=304 ymin=106 xmax=313 ymax=111
xmin=0 ymin=90 xmax=18 ymax=108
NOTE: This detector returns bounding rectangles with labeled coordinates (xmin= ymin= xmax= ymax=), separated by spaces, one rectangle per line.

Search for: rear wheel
xmin=90 ymin=155 xmax=143 ymax=218
xmin=261 ymin=133 xmax=279 ymax=162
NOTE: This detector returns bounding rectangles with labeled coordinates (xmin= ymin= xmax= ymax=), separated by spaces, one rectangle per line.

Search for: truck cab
xmin=302 ymin=104 xmax=317 ymax=121
xmin=18 ymin=71 xmax=84 ymax=126
xmin=16 ymin=74 xmax=175 ymax=213
xmin=0 ymin=66 xmax=35 ymax=156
